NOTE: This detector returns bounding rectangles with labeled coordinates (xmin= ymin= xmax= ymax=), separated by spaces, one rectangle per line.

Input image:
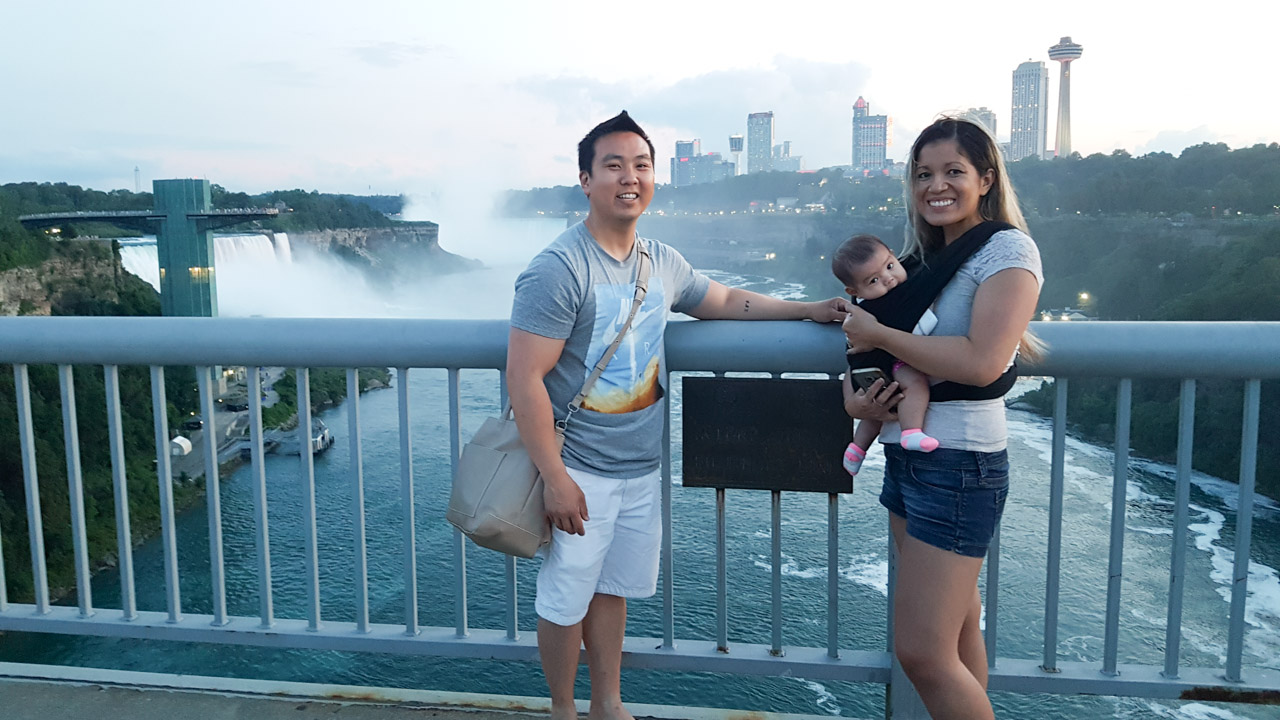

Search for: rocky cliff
xmin=288 ymin=222 xmax=482 ymax=281
xmin=0 ymin=240 xmax=155 ymax=316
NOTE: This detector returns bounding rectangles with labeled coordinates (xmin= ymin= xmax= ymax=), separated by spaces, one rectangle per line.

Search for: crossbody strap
xmin=556 ymin=242 xmax=651 ymax=434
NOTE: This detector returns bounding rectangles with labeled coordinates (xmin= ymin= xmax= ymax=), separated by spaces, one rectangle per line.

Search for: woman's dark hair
xmin=902 ymin=116 xmax=1028 ymax=258
xmin=831 ymin=234 xmax=890 ymax=288
xmin=578 ymin=110 xmax=656 ymax=175
xmin=903 ymin=116 xmax=1045 ymax=361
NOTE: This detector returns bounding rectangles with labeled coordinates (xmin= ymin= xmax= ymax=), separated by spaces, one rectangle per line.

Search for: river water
xmin=4 ymin=218 xmax=1278 ymax=718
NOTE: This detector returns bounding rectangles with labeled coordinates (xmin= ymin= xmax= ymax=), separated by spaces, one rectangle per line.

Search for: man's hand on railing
xmin=807 ymin=297 xmax=855 ymax=323
xmin=543 ymin=473 xmax=589 ymax=536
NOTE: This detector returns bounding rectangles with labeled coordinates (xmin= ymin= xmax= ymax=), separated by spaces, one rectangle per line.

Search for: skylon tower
xmin=1049 ymin=36 xmax=1083 ymax=157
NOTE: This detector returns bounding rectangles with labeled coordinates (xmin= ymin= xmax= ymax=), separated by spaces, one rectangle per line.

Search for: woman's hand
xmin=842 ymin=373 xmax=903 ymax=421
xmin=841 ymin=306 xmax=884 ymax=353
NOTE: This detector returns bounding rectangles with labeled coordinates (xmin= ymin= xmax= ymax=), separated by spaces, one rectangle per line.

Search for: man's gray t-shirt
xmin=511 ymin=223 xmax=710 ymax=478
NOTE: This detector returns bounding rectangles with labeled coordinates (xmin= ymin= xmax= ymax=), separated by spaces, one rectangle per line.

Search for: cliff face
xmin=288 ymin=223 xmax=482 ymax=279
xmin=0 ymin=242 xmax=142 ymax=316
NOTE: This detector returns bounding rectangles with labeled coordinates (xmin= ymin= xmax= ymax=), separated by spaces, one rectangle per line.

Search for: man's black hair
xmin=577 ymin=110 xmax=656 ymax=175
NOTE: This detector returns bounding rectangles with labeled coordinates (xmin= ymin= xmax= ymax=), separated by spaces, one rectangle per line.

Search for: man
xmin=507 ymin=111 xmax=850 ymax=720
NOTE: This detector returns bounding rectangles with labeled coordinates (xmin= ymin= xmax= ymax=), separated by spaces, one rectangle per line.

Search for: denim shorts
xmin=879 ymin=444 xmax=1009 ymax=558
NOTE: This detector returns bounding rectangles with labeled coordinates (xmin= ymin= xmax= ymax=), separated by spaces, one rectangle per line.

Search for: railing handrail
xmin=2 ymin=317 xmax=1279 ymax=717
xmin=2 ymin=318 xmax=1280 ymax=378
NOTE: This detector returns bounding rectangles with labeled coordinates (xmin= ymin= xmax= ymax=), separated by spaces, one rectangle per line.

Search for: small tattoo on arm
xmin=744 ymin=299 xmax=751 ymax=314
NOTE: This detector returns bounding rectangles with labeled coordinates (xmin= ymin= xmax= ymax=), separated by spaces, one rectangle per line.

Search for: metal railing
xmin=0 ymin=317 xmax=1278 ymax=717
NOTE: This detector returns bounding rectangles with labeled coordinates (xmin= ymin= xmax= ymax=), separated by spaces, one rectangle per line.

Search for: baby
xmin=831 ymin=234 xmax=939 ymax=476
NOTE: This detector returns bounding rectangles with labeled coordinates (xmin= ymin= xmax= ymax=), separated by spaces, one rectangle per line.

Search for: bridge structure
xmin=0 ymin=317 xmax=1277 ymax=718
xmin=17 ymin=178 xmax=278 ymax=317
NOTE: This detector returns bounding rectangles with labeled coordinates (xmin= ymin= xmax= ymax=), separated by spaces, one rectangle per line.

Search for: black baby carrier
xmin=848 ymin=220 xmax=1018 ymax=403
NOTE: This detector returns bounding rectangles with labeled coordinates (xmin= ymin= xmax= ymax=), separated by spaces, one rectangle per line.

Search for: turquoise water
xmin=5 ymin=365 xmax=1278 ymax=719
xmin=5 ymin=236 xmax=1280 ymax=717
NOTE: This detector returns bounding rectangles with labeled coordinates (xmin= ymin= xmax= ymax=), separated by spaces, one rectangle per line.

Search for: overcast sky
xmin=2 ymin=0 xmax=1275 ymax=214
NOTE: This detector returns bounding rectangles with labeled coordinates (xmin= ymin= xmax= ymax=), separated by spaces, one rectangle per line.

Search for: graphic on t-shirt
xmin=582 ymin=277 xmax=667 ymax=413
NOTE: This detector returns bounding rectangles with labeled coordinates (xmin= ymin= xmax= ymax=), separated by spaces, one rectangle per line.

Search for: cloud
xmin=349 ymin=41 xmax=442 ymax=69
xmin=238 ymin=60 xmax=322 ymax=87
xmin=517 ymin=57 xmax=874 ymax=171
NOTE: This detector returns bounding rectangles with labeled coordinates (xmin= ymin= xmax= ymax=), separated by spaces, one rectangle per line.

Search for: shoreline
xmin=38 ymin=381 xmax=392 ymax=606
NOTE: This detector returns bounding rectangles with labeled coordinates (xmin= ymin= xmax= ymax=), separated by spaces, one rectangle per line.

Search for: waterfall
xmin=118 ymin=233 xmax=293 ymax=292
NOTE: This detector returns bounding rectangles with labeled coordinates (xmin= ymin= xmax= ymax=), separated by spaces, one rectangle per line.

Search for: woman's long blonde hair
xmin=903 ymin=116 xmax=1045 ymax=362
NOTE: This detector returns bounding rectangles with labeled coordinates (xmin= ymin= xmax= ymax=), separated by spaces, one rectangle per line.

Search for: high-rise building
xmin=850 ymin=97 xmax=891 ymax=172
xmin=747 ymin=112 xmax=774 ymax=174
xmin=728 ymin=134 xmax=744 ymax=176
xmin=670 ymin=139 xmax=735 ymax=187
xmin=1010 ymin=60 xmax=1049 ymax=161
xmin=771 ymin=140 xmax=803 ymax=172
xmin=694 ymin=152 xmax=736 ymax=184
xmin=154 ymin=178 xmax=219 ymax=317
xmin=1049 ymin=36 xmax=1084 ymax=157
xmin=963 ymin=107 xmax=997 ymax=138
xmin=671 ymin=139 xmax=702 ymax=187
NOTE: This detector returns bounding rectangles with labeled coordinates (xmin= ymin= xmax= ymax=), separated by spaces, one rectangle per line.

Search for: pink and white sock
xmin=843 ymin=443 xmax=867 ymax=476
xmin=900 ymin=428 xmax=939 ymax=452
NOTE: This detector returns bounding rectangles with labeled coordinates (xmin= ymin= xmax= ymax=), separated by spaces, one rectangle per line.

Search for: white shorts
xmin=534 ymin=466 xmax=662 ymax=626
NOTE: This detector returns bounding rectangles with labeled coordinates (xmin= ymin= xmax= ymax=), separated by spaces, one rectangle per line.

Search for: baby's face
xmin=846 ymin=245 xmax=908 ymax=300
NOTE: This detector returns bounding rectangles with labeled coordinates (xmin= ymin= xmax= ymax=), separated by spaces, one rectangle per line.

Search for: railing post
xmin=14 ymin=365 xmax=50 ymax=614
xmin=58 ymin=365 xmax=94 ymax=618
xmin=1103 ymin=378 xmax=1132 ymax=675
xmin=150 ymin=366 xmax=182 ymax=623
xmin=886 ymin=525 xmax=929 ymax=719
xmin=448 ymin=368 xmax=468 ymax=637
xmin=1164 ymin=379 xmax=1196 ymax=679
xmin=196 ymin=366 xmax=227 ymax=626
xmin=770 ymin=490 xmax=783 ymax=657
xmin=398 ymin=367 xmax=419 ymax=636
xmin=716 ymin=487 xmax=728 ymax=653
xmin=662 ymin=376 xmax=675 ymax=650
xmin=1043 ymin=378 xmax=1068 ymax=672
xmin=247 ymin=367 xmax=274 ymax=628
xmin=295 ymin=367 xmax=322 ymax=632
xmin=1226 ymin=379 xmax=1260 ymax=682
xmin=347 ymin=368 xmax=370 ymax=633
xmin=985 ymin=524 xmax=1000 ymax=669
xmin=499 ymin=371 xmax=519 ymax=642
xmin=827 ymin=492 xmax=839 ymax=660
xmin=105 ymin=366 xmax=138 ymax=620
xmin=0 ymin=491 xmax=6 ymax=611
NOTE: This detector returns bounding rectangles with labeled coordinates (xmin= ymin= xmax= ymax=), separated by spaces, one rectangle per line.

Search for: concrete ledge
xmin=0 ymin=662 xmax=838 ymax=720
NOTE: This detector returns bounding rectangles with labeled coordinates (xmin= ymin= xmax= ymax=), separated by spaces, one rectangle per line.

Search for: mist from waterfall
xmin=116 ymin=216 xmax=564 ymax=319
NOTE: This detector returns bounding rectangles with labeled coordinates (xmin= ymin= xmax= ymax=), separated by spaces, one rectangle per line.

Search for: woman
xmin=842 ymin=116 xmax=1043 ymax=720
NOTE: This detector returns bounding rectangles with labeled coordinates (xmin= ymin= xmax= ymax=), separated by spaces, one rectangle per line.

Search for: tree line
xmin=499 ymin=141 xmax=1280 ymax=219
xmin=0 ymin=182 xmax=405 ymax=238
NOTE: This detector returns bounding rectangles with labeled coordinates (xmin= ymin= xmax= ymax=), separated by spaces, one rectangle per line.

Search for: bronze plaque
xmin=681 ymin=376 xmax=853 ymax=494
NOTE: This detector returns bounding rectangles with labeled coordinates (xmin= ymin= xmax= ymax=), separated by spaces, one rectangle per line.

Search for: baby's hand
xmin=842 ymin=307 xmax=880 ymax=353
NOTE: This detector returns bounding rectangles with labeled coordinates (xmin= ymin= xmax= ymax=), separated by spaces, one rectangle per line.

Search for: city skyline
xmin=1050 ymin=37 xmax=1085 ymax=158
xmin=1 ymin=1 xmax=1273 ymax=208
xmin=1010 ymin=60 xmax=1050 ymax=161
xmin=850 ymin=97 xmax=891 ymax=173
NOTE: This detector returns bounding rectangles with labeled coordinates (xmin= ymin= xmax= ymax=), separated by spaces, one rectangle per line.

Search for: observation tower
xmin=1049 ymin=36 xmax=1083 ymax=157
